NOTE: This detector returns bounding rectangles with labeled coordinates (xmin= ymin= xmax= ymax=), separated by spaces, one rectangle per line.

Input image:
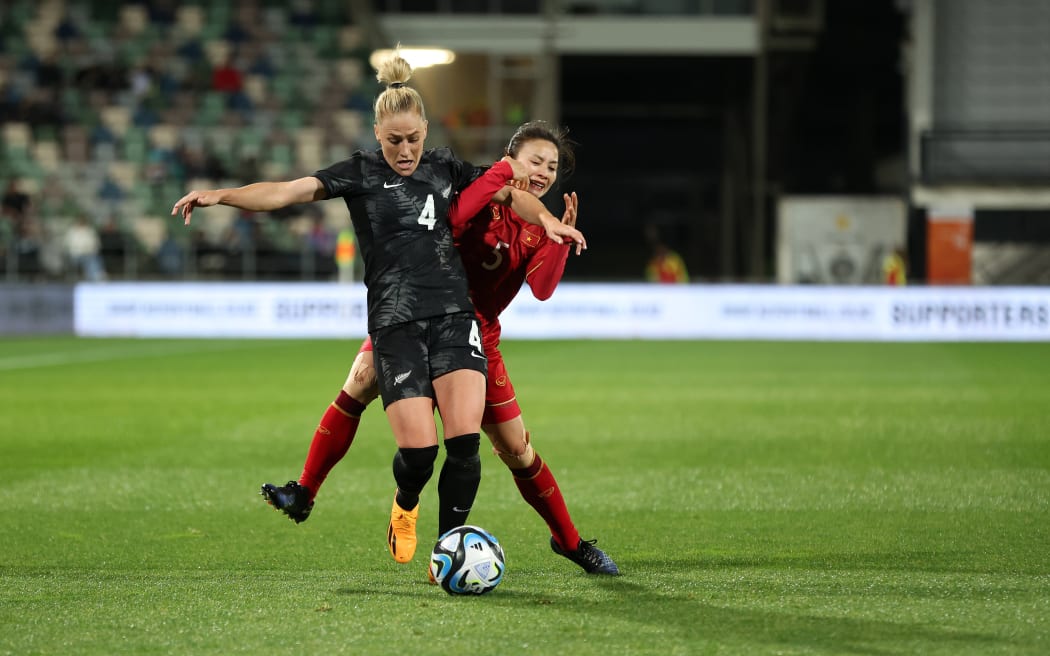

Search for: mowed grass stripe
xmin=0 ymin=338 xmax=271 ymax=371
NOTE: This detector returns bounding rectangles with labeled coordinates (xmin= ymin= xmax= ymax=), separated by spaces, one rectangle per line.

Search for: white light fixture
xmin=369 ymin=47 xmax=456 ymax=71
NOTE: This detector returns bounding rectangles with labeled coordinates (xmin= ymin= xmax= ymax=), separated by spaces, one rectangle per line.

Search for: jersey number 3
xmin=417 ymin=194 xmax=436 ymax=230
xmin=482 ymin=246 xmax=503 ymax=271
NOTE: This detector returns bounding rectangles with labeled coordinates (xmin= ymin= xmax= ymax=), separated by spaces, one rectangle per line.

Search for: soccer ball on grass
xmin=429 ymin=525 xmax=505 ymax=595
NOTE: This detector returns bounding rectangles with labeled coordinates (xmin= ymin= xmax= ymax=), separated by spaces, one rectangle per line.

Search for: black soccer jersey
xmin=314 ymin=148 xmax=485 ymax=333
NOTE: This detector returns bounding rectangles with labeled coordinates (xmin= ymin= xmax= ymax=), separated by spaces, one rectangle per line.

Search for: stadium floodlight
xmin=370 ymin=47 xmax=456 ymax=70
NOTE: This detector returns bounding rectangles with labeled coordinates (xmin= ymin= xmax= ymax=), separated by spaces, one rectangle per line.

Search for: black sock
xmin=437 ymin=433 xmax=481 ymax=536
xmin=392 ymin=445 xmax=438 ymax=510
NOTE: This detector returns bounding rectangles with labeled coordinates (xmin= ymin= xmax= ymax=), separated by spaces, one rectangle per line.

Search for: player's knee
xmin=493 ymin=430 xmax=536 ymax=470
xmin=343 ymin=356 xmax=379 ymax=403
xmin=394 ymin=445 xmax=439 ymax=482
xmin=444 ymin=433 xmax=481 ymax=466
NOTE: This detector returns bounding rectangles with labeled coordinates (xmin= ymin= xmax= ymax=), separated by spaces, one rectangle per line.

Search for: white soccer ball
xmin=429 ymin=525 xmax=505 ymax=595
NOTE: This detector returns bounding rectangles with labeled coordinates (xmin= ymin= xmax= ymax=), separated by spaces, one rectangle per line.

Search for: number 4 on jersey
xmin=468 ymin=320 xmax=485 ymax=360
xmin=417 ymin=194 xmax=436 ymax=230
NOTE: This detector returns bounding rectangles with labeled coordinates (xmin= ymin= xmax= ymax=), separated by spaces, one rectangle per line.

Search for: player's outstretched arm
xmin=505 ymin=187 xmax=586 ymax=255
xmin=171 ymin=177 xmax=326 ymax=225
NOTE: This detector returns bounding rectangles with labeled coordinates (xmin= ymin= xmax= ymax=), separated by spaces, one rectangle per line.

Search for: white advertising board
xmin=74 ymin=283 xmax=1050 ymax=342
xmin=74 ymin=283 xmax=369 ymax=338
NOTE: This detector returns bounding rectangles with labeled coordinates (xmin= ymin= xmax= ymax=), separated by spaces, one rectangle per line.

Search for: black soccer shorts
xmin=371 ymin=311 xmax=487 ymax=408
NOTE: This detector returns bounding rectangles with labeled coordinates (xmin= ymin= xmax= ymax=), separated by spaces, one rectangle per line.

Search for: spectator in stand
xmin=98 ymin=216 xmax=127 ymax=277
xmin=211 ymin=55 xmax=244 ymax=94
xmin=53 ymin=12 xmax=81 ymax=42
xmin=129 ymin=64 xmax=154 ymax=102
xmin=176 ymin=146 xmax=209 ymax=180
xmin=36 ymin=53 xmax=65 ymax=89
xmin=155 ymin=227 xmax=184 ymax=278
xmin=65 ymin=215 xmax=106 ymax=282
xmin=14 ymin=215 xmax=44 ymax=279
xmin=306 ymin=207 xmax=335 ymax=258
xmin=225 ymin=210 xmax=258 ymax=255
xmin=644 ymin=225 xmax=689 ymax=283
xmin=883 ymin=246 xmax=907 ymax=285
xmin=145 ymin=0 xmax=178 ymax=26
xmin=3 ymin=180 xmax=46 ymax=279
xmin=2 ymin=180 xmax=31 ymax=226
xmin=289 ymin=0 xmax=319 ymax=29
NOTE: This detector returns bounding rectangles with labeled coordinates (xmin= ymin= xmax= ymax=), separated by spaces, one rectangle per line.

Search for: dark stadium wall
xmin=558 ymin=0 xmax=906 ymax=283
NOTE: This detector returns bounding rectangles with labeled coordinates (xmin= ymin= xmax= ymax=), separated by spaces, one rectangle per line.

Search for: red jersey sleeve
xmin=448 ymin=160 xmax=514 ymax=232
xmin=524 ymin=240 xmax=571 ymax=301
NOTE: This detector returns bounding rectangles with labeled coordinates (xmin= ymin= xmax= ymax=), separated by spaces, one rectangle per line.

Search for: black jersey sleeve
xmin=431 ymin=147 xmax=486 ymax=195
xmin=313 ymin=151 xmax=369 ymax=199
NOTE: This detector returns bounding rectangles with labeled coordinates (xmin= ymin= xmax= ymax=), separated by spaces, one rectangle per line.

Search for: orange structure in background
xmin=926 ymin=207 xmax=973 ymax=285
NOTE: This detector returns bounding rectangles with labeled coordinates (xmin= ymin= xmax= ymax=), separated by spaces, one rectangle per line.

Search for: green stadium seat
xmin=122 ymin=127 xmax=149 ymax=164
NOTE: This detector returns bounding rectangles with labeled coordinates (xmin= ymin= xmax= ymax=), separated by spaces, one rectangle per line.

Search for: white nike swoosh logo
xmin=470 ymin=350 xmax=485 ymax=360
xmin=383 ymin=180 xmax=404 ymax=188
xmin=452 ymin=506 xmax=472 ymax=513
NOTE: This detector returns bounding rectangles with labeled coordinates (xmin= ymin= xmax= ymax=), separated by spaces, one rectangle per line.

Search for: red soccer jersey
xmin=449 ymin=161 xmax=571 ymax=348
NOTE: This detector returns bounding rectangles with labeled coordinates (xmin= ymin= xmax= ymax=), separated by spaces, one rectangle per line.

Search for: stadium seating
xmin=0 ymin=0 xmax=373 ymax=280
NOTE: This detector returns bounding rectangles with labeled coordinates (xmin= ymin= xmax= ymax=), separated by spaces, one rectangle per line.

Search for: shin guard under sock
xmin=437 ymin=433 xmax=481 ymax=536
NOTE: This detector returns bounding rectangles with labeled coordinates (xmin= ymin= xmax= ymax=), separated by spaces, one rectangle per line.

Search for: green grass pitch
xmin=1 ymin=337 xmax=1048 ymax=655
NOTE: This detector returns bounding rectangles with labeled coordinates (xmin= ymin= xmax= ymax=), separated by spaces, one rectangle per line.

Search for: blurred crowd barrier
xmin=5 ymin=280 xmax=1047 ymax=340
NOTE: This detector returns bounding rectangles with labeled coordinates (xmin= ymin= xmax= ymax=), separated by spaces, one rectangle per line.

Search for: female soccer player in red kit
xmin=263 ymin=120 xmax=618 ymax=576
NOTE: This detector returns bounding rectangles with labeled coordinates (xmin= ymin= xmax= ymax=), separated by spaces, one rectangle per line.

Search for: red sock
xmin=511 ymin=452 xmax=580 ymax=552
xmin=299 ymin=391 xmax=367 ymax=500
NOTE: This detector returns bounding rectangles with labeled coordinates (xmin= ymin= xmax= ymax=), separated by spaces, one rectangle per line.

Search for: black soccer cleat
xmin=550 ymin=537 xmax=620 ymax=575
xmin=260 ymin=480 xmax=314 ymax=524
